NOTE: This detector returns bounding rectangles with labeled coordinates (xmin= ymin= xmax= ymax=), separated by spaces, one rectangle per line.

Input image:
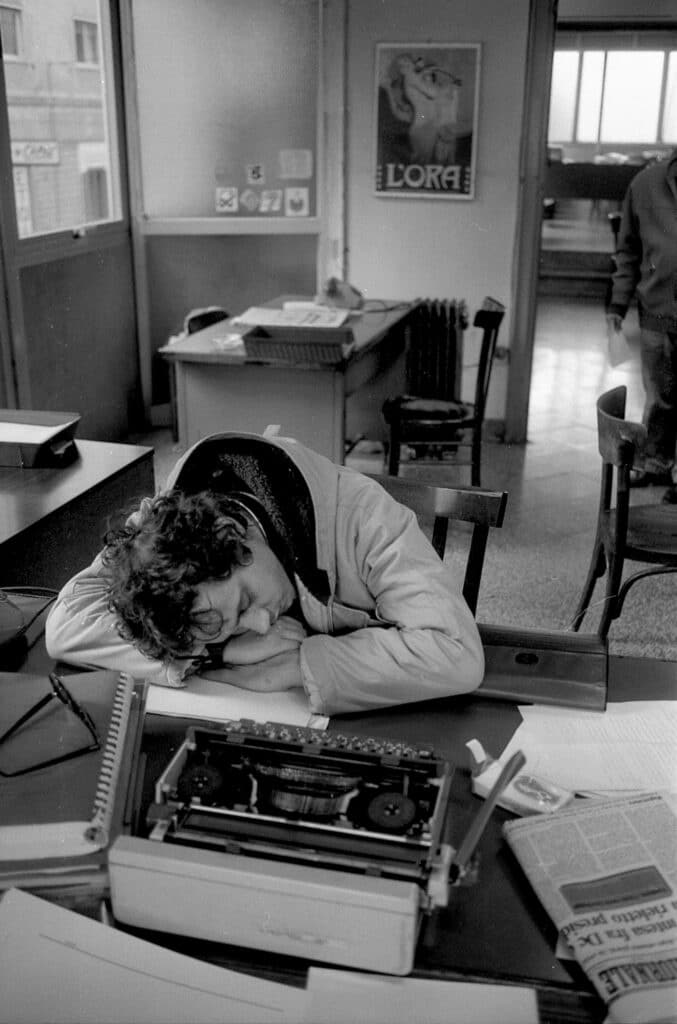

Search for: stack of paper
xmin=500 ymin=701 xmax=677 ymax=795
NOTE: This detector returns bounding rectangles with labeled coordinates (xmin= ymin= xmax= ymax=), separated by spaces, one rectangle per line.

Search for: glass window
xmin=548 ymin=51 xmax=579 ymax=141
xmin=3 ymin=0 xmax=121 ymax=238
xmin=663 ymin=52 xmax=677 ymax=143
xmin=0 ymin=6 xmax=22 ymax=57
xmin=577 ymin=51 xmax=604 ymax=143
xmin=601 ymin=51 xmax=663 ymax=143
xmin=74 ymin=19 xmax=99 ymax=65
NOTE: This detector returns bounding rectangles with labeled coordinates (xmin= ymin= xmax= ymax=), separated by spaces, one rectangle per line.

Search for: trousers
xmin=640 ymin=326 xmax=677 ymax=476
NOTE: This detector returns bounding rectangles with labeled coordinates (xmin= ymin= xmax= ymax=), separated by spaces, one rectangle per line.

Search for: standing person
xmin=606 ymin=149 xmax=677 ymax=503
xmin=46 ymin=431 xmax=484 ymax=716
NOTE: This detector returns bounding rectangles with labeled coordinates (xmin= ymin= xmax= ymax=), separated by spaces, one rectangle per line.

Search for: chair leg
xmin=597 ymin=550 xmax=624 ymax=641
xmin=571 ymin=542 xmax=606 ymax=631
xmin=387 ymin=423 xmax=401 ymax=476
xmin=471 ymin=429 xmax=482 ymax=487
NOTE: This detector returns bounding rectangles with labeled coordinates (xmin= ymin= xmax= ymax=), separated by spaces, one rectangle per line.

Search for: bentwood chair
xmin=372 ymin=475 xmax=507 ymax=615
xmin=571 ymin=386 xmax=677 ymax=640
xmin=382 ymin=297 xmax=505 ymax=485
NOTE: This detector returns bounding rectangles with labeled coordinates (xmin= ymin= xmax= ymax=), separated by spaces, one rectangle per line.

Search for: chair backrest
xmin=371 ymin=474 xmax=508 ymax=615
xmin=597 ymin=385 xmax=646 ymax=469
xmin=472 ymin=297 xmax=505 ymax=420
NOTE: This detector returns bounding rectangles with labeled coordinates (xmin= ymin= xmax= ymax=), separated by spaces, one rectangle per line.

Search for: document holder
xmin=477 ymin=623 xmax=608 ymax=710
xmin=0 ymin=410 xmax=80 ymax=468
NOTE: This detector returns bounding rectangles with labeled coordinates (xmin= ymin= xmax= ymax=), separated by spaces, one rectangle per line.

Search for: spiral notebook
xmin=0 ymin=670 xmax=138 ymax=865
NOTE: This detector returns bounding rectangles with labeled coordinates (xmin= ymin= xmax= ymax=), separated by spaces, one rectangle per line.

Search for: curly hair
xmin=102 ymin=490 xmax=253 ymax=661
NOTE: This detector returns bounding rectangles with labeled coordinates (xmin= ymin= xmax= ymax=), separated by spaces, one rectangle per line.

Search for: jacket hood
xmin=166 ymin=431 xmax=340 ymax=597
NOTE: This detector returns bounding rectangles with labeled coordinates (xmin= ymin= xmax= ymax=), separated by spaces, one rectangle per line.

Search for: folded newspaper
xmin=503 ymin=791 xmax=677 ymax=1024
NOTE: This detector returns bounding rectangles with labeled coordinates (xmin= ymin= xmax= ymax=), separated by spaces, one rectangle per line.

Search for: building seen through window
xmin=0 ymin=0 xmax=120 ymax=238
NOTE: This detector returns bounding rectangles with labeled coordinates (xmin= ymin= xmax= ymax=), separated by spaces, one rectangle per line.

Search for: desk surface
xmin=159 ymin=300 xmax=412 ymax=367
xmin=119 ymin=655 xmax=677 ymax=1024
xmin=0 ymin=438 xmax=153 ymax=546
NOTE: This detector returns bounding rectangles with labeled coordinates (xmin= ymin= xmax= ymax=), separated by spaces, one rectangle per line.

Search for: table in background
xmin=0 ymin=439 xmax=154 ymax=589
xmin=159 ymin=300 xmax=412 ymax=462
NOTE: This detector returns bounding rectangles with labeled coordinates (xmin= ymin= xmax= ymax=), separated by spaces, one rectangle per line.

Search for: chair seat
xmin=604 ymin=504 xmax=677 ymax=561
xmin=383 ymin=395 xmax=473 ymax=422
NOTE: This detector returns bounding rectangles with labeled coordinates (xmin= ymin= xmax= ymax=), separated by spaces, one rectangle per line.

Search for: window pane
xmin=548 ymin=50 xmax=579 ymax=141
xmin=75 ymin=20 xmax=99 ymax=65
xmin=577 ymin=51 xmax=604 ymax=142
xmin=3 ymin=0 xmax=121 ymax=238
xmin=600 ymin=51 xmax=663 ymax=143
xmin=0 ymin=6 xmax=21 ymax=56
xmin=663 ymin=52 xmax=677 ymax=143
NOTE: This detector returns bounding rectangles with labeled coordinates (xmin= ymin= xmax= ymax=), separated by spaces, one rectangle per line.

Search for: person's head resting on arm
xmin=101 ymin=490 xmax=296 ymax=664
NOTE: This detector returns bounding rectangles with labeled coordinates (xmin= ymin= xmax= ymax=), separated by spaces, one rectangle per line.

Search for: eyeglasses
xmin=0 ymin=673 xmax=101 ymax=777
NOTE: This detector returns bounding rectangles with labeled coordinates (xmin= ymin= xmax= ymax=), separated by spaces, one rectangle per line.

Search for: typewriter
xmin=109 ymin=719 xmax=456 ymax=975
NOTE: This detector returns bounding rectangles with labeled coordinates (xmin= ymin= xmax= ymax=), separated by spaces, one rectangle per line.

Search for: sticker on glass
xmin=285 ymin=187 xmax=309 ymax=217
xmin=279 ymin=150 xmax=313 ymax=179
xmin=215 ymin=187 xmax=238 ymax=214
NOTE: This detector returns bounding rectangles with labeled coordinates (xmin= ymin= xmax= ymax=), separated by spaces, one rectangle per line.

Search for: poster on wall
xmin=374 ymin=43 xmax=481 ymax=200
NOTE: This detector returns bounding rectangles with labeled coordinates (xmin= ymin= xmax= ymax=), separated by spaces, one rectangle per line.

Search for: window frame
xmin=74 ymin=17 xmax=100 ymax=66
xmin=0 ymin=4 xmax=23 ymax=60
xmin=549 ymin=29 xmax=677 ymax=147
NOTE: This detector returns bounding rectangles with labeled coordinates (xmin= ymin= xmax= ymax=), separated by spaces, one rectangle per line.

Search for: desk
xmin=0 ymin=439 xmax=154 ymax=589
xmin=118 ymin=655 xmax=677 ymax=1024
xmin=159 ymin=301 xmax=411 ymax=462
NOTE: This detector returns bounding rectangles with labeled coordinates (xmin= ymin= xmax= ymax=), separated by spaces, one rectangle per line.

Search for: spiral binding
xmin=85 ymin=673 xmax=134 ymax=845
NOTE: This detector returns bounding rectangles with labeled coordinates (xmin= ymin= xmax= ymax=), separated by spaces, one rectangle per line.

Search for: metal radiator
xmin=405 ymin=299 xmax=467 ymax=401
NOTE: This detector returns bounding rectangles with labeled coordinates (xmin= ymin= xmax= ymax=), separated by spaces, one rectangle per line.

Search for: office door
xmin=0 ymin=0 xmax=140 ymax=439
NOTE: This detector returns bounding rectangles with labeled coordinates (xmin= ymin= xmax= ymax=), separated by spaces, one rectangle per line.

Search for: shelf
xmin=139 ymin=217 xmax=321 ymax=236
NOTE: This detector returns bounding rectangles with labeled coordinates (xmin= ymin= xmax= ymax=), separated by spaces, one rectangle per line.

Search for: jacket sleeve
xmin=299 ymin=477 xmax=484 ymax=716
xmin=608 ymin=183 xmax=642 ymax=318
xmin=45 ymin=516 xmax=196 ymax=687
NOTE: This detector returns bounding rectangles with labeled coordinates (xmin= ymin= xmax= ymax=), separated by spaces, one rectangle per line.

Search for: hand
xmin=219 ymin=616 xmax=307 ymax=666
xmin=606 ymin=313 xmax=623 ymax=333
xmin=198 ymin=649 xmax=303 ymax=691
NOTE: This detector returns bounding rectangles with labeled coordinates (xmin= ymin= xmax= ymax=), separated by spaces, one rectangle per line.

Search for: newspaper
xmin=503 ymin=792 xmax=677 ymax=1024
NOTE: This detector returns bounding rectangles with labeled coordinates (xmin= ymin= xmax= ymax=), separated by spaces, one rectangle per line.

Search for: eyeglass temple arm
xmin=0 ymin=691 xmax=55 ymax=746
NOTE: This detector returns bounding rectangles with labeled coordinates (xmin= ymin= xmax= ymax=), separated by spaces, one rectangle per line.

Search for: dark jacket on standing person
xmin=608 ymin=149 xmax=677 ymax=334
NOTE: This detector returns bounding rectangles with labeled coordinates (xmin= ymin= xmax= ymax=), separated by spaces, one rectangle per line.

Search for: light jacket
xmin=608 ymin=150 xmax=677 ymax=333
xmin=45 ymin=433 xmax=484 ymax=716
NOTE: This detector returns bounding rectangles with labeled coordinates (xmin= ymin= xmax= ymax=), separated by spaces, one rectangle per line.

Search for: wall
xmin=344 ymin=0 xmax=531 ymax=416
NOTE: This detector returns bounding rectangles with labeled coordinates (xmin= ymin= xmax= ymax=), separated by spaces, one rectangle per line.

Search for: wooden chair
xmin=382 ymin=297 xmax=505 ymax=485
xmin=571 ymin=385 xmax=677 ymax=640
xmin=372 ymin=474 xmax=507 ymax=615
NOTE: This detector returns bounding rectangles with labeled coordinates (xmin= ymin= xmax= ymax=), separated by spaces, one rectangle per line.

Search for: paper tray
xmin=243 ymin=325 xmax=354 ymax=364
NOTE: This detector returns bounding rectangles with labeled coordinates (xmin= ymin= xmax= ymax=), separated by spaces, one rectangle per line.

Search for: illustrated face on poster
xmin=374 ymin=43 xmax=481 ymax=199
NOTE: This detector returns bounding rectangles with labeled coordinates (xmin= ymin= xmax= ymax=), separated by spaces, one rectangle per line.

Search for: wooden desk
xmin=123 ymin=655 xmax=677 ymax=1024
xmin=0 ymin=439 xmax=154 ymax=589
xmin=159 ymin=302 xmax=411 ymax=462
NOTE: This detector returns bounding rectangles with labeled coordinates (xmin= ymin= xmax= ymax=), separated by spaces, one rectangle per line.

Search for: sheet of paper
xmin=304 ymin=967 xmax=538 ymax=1024
xmin=500 ymin=702 xmax=677 ymax=794
xmin=233 ymin=306 xmax=350 ymax=328
xmin=145 ymin=676 xmax=328 ymax=730
xmin=0 ymin=888 xmax=306 ymax=1024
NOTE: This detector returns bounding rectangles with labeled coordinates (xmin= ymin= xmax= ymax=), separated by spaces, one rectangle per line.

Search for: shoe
xmin=629 ymin=469 xmax=674 ymax=487
xmin=662 ymin=485 xmax=677 ymax=505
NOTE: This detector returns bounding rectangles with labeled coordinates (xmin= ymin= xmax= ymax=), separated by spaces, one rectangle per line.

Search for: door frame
xmin=505 ymin=0 xmax=558 ymax=444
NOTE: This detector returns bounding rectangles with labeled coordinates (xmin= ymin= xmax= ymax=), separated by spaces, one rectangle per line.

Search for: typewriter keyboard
xmin=221 ymin=718 xmax=437 ymax=762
